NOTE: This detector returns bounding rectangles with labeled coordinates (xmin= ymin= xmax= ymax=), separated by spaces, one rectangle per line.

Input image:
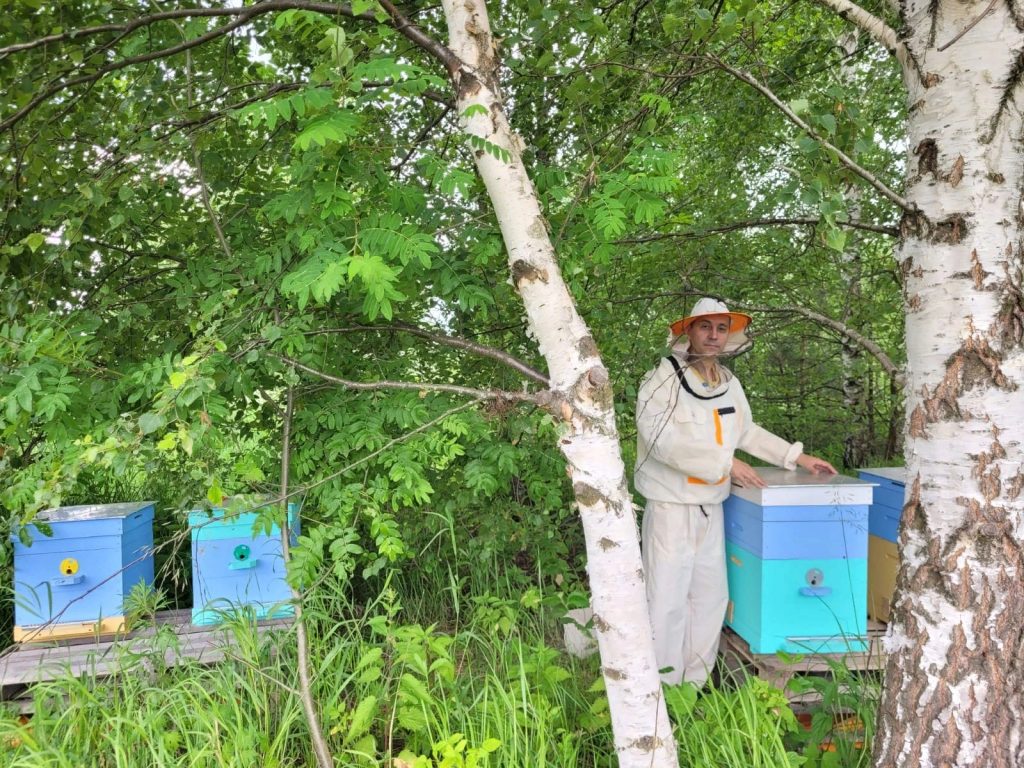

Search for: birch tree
xmin=810 ymin=1 xmax=1024 ymax=763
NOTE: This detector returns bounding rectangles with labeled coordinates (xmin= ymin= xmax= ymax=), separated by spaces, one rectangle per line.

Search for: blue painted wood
xmin=723 ymin=496 xmax=868 ymax=559
xmin=725 ymin=541 xmax=868 ymax=654
xmin=871 ymin=485 xmax=904 ymax=510
xmin=11 ymin=503 xmax=154 ymax=628
xmin=868 ymin=504 xmax=901 ymax=543
xmin=858 ymin=469 xmax=905 ymax=543
xmin=190 ymin=504 xmax=299 ymax=626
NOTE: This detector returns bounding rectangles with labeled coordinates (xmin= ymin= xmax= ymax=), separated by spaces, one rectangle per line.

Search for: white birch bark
xmin=851 ymin=2 xmax=1024 ymax=764
xmin=438 ymin=2 xmax=679 ymax=766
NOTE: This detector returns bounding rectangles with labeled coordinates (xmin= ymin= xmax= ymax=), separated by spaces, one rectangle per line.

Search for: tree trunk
xmin=438 ymin=2 xmax=678 ymax=766
xmin=874 ymin=3 xmax=1024 ymax=764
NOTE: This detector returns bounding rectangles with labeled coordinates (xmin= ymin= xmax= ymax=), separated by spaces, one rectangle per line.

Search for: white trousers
xmin=641 ymin=499 xmax=728 ymax=686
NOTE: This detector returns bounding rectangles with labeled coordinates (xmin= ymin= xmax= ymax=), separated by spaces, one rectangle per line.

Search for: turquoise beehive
xmin=723 ymin=469 xmax=872 ymax=654
xmin=11 ymin=501 xmax=155 ymax=642
xmin=190 ymin=501 xmax=299 ymax=626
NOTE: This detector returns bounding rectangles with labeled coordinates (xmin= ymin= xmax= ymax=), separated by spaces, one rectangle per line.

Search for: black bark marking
xmin=591 ymin=613 xmax=610 ymax=632
xmin=598 ymin=537 xmax=619 ymax=551
xmin=573 ymin=482 xmax=604 ymax=508
xmin=930 ymin=214 xmax=969 ymax=244
xmin=602 ymin=666 xmax=627 ymax=680
xmin=984 ymin=48 xmax=1024 ymax=144
xmin=997 ymin=259 xmax=1024 ymax=348
xmin=577 ymin=335 xmax=599 ymax=359
xmin=510 ymin=259 xmax=548 ymax=286
xmin=629 ymin=735 xmax=663 ymax=751
xmin=914 ymin=138 xmax=940 ymax=177
xmin=946 ymin=154 xmax=964 ymax=187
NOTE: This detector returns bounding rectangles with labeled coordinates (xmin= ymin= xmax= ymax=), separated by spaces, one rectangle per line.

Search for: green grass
xmin=0 ymin=572 xmax=879 ymax=767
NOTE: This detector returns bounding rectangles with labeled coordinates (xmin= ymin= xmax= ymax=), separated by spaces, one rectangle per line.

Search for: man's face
xmin=686 ymin=314 xmax=731 ymax=358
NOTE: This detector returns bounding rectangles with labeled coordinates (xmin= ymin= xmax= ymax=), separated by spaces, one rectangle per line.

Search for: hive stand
xmin=718 ymin=621 xmax=888 ymax=702
xmin=0 ymin=609 xmax=292 ymax=713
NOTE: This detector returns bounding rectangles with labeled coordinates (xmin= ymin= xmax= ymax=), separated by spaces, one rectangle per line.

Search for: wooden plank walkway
xmin=0 ymin=610 xmax=292 ymax=709
xmin=719 ymin=621 xmax=888 ymax=700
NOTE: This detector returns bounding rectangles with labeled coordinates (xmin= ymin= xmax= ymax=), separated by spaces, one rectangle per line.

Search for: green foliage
xmin=666 ymin=676 xmax=805 ymax=767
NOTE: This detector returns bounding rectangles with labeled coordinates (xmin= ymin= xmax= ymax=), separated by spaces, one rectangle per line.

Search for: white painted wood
xmin=729 ymin=468 xmax=876 ymax=506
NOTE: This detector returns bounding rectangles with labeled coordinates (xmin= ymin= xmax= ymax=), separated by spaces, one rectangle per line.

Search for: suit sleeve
xmin=733 ymin=378 xmax=803 ymax=469
xmin=635 ymin=360 xmax=734 ymax=483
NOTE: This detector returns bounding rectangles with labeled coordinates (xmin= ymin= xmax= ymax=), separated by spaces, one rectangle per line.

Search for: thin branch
xmin=937 ymin=0 xmax=998 ymax=51
xmin=391 ymin=105 xmax=454 ymax=174
xmin=302 ymin=323 xmax=549 ymax=385
xmin=0 ymin=1 xmax=377 ymax=133
xmin=278 ymin=382 xmax=334 ymax=768
xmin=616 ymin=216 xmax=899 ymax=243
xmin=274 ymin=354 xmax=550 ymax=406
xmin=745 ymin=302 xmax=904 ymax=384
xmin=192 ymin=145 xmax=233 ymax=259
xmin=0 ymin=2 xmax=373 ymax=59
xmin=707 ymin=55 xmax=916 ymax=215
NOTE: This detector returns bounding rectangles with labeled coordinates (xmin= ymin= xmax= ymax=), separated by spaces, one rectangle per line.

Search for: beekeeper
xmin=635 ymin=297 xmax=836 ymax=686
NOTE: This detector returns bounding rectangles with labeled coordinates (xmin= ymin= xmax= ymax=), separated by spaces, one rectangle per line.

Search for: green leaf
xmin=824 ymin=227 xmax=848 ymax=252
xmin=789 ymin=98 xmax=810 ymax=115
xmin=344 ymin=695 xmax=378 ymax=745
xmin=138 ymin=412 xmax=166 ymax=434
xmin=169 ymin=371 xmax=187 ymax=389
xmin=25 ymin=233 xmax=45 ymax=252
xmin=294 ymin=110 xmax=362 ymax=150
xmin=461 ymin=104 xmax=489 ymax=119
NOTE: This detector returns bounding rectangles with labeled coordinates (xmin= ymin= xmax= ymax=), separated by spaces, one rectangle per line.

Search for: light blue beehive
xmin=190 ymin=500 xmax=299 ymax=626
xmin=723 ymin=469 xmax=872 ymax=654
xmin=11 ymin=501 xmax=155 ymax=642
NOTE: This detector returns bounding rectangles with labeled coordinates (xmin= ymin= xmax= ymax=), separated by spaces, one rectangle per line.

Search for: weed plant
xmin=0 ymin=566 xmax=878 ymax=767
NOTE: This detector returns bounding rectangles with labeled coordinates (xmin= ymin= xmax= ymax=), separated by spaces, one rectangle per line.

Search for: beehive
xmin=858 ymin=467 xmax=906 ymax=622
xmin=723 ymin=469 xmax=872 ymax=654
xmin=190 ymin=502 xmax=299 ymax=626
xmin=11 ymin=502 xmax=155 ymax=642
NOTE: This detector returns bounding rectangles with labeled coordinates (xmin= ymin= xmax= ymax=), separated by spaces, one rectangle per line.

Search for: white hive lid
xmin=730 ymin=468 xmax=875 ymax=506
xmin=38 ymin=501 xmax=155 ymax=523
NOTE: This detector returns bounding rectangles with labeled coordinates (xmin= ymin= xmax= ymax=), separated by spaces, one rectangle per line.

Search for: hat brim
xmin=669 ymin=311 xmax=752 ymax=338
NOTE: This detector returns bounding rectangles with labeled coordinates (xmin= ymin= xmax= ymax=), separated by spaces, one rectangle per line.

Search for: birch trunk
xmin=438 ymin=2 xmax=678 ymax=766
xmin=873 ymin=3 xmax=1024 ymax=764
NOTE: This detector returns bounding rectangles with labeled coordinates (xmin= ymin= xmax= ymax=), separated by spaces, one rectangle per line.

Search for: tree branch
xmin=0 ymin=2 xmax=374 ymax=59
xmin=813 ymin=0 xmax=902 ymax=57
xmin=616 ymin=216 xmax=899 ymax=243
xmin=706 ymin=55 xmax=916 ymax=216
xmin=0 ymin=1 xmax=378 ymax=133
xmin=745 ymin=302 xmax=905 ymax=384
xmin=376 ymin=0 xmax=462 ymax=75
xmin=273 ymin=354 xmax=551 ymax=406
xmin=301 ymin=323 xmax=549 ymax=385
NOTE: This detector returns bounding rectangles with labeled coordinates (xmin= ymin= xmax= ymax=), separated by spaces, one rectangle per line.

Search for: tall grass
xmin=0 ymin=569 xmax=879 ymax=767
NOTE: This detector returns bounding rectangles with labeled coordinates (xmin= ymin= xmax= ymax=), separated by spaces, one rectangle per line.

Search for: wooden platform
xmin=719 ymin=621 xmax=888 ymax=699
xmin=0 ymin=610 xmax=292 ymax=711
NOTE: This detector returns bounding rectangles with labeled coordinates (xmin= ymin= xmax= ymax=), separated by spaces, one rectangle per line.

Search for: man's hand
xmin=731 ymin=458 xmax=766 ymax=488
xmin=796 ymin=453 xmax=838 ymax=475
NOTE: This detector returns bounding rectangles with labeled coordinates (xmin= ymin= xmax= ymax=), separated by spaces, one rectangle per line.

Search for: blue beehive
xmin=190 ymin=501 xmax=299 ymax=626
xmin=858 ymin=467 xmax=905 ymax=543
xmin=858 ymin=467 xmax=906 ymax=622
xmin=11 ymin=502 xmax=155 ymax=642
xmin=723 ymin=469 xmax=872 ymax=654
